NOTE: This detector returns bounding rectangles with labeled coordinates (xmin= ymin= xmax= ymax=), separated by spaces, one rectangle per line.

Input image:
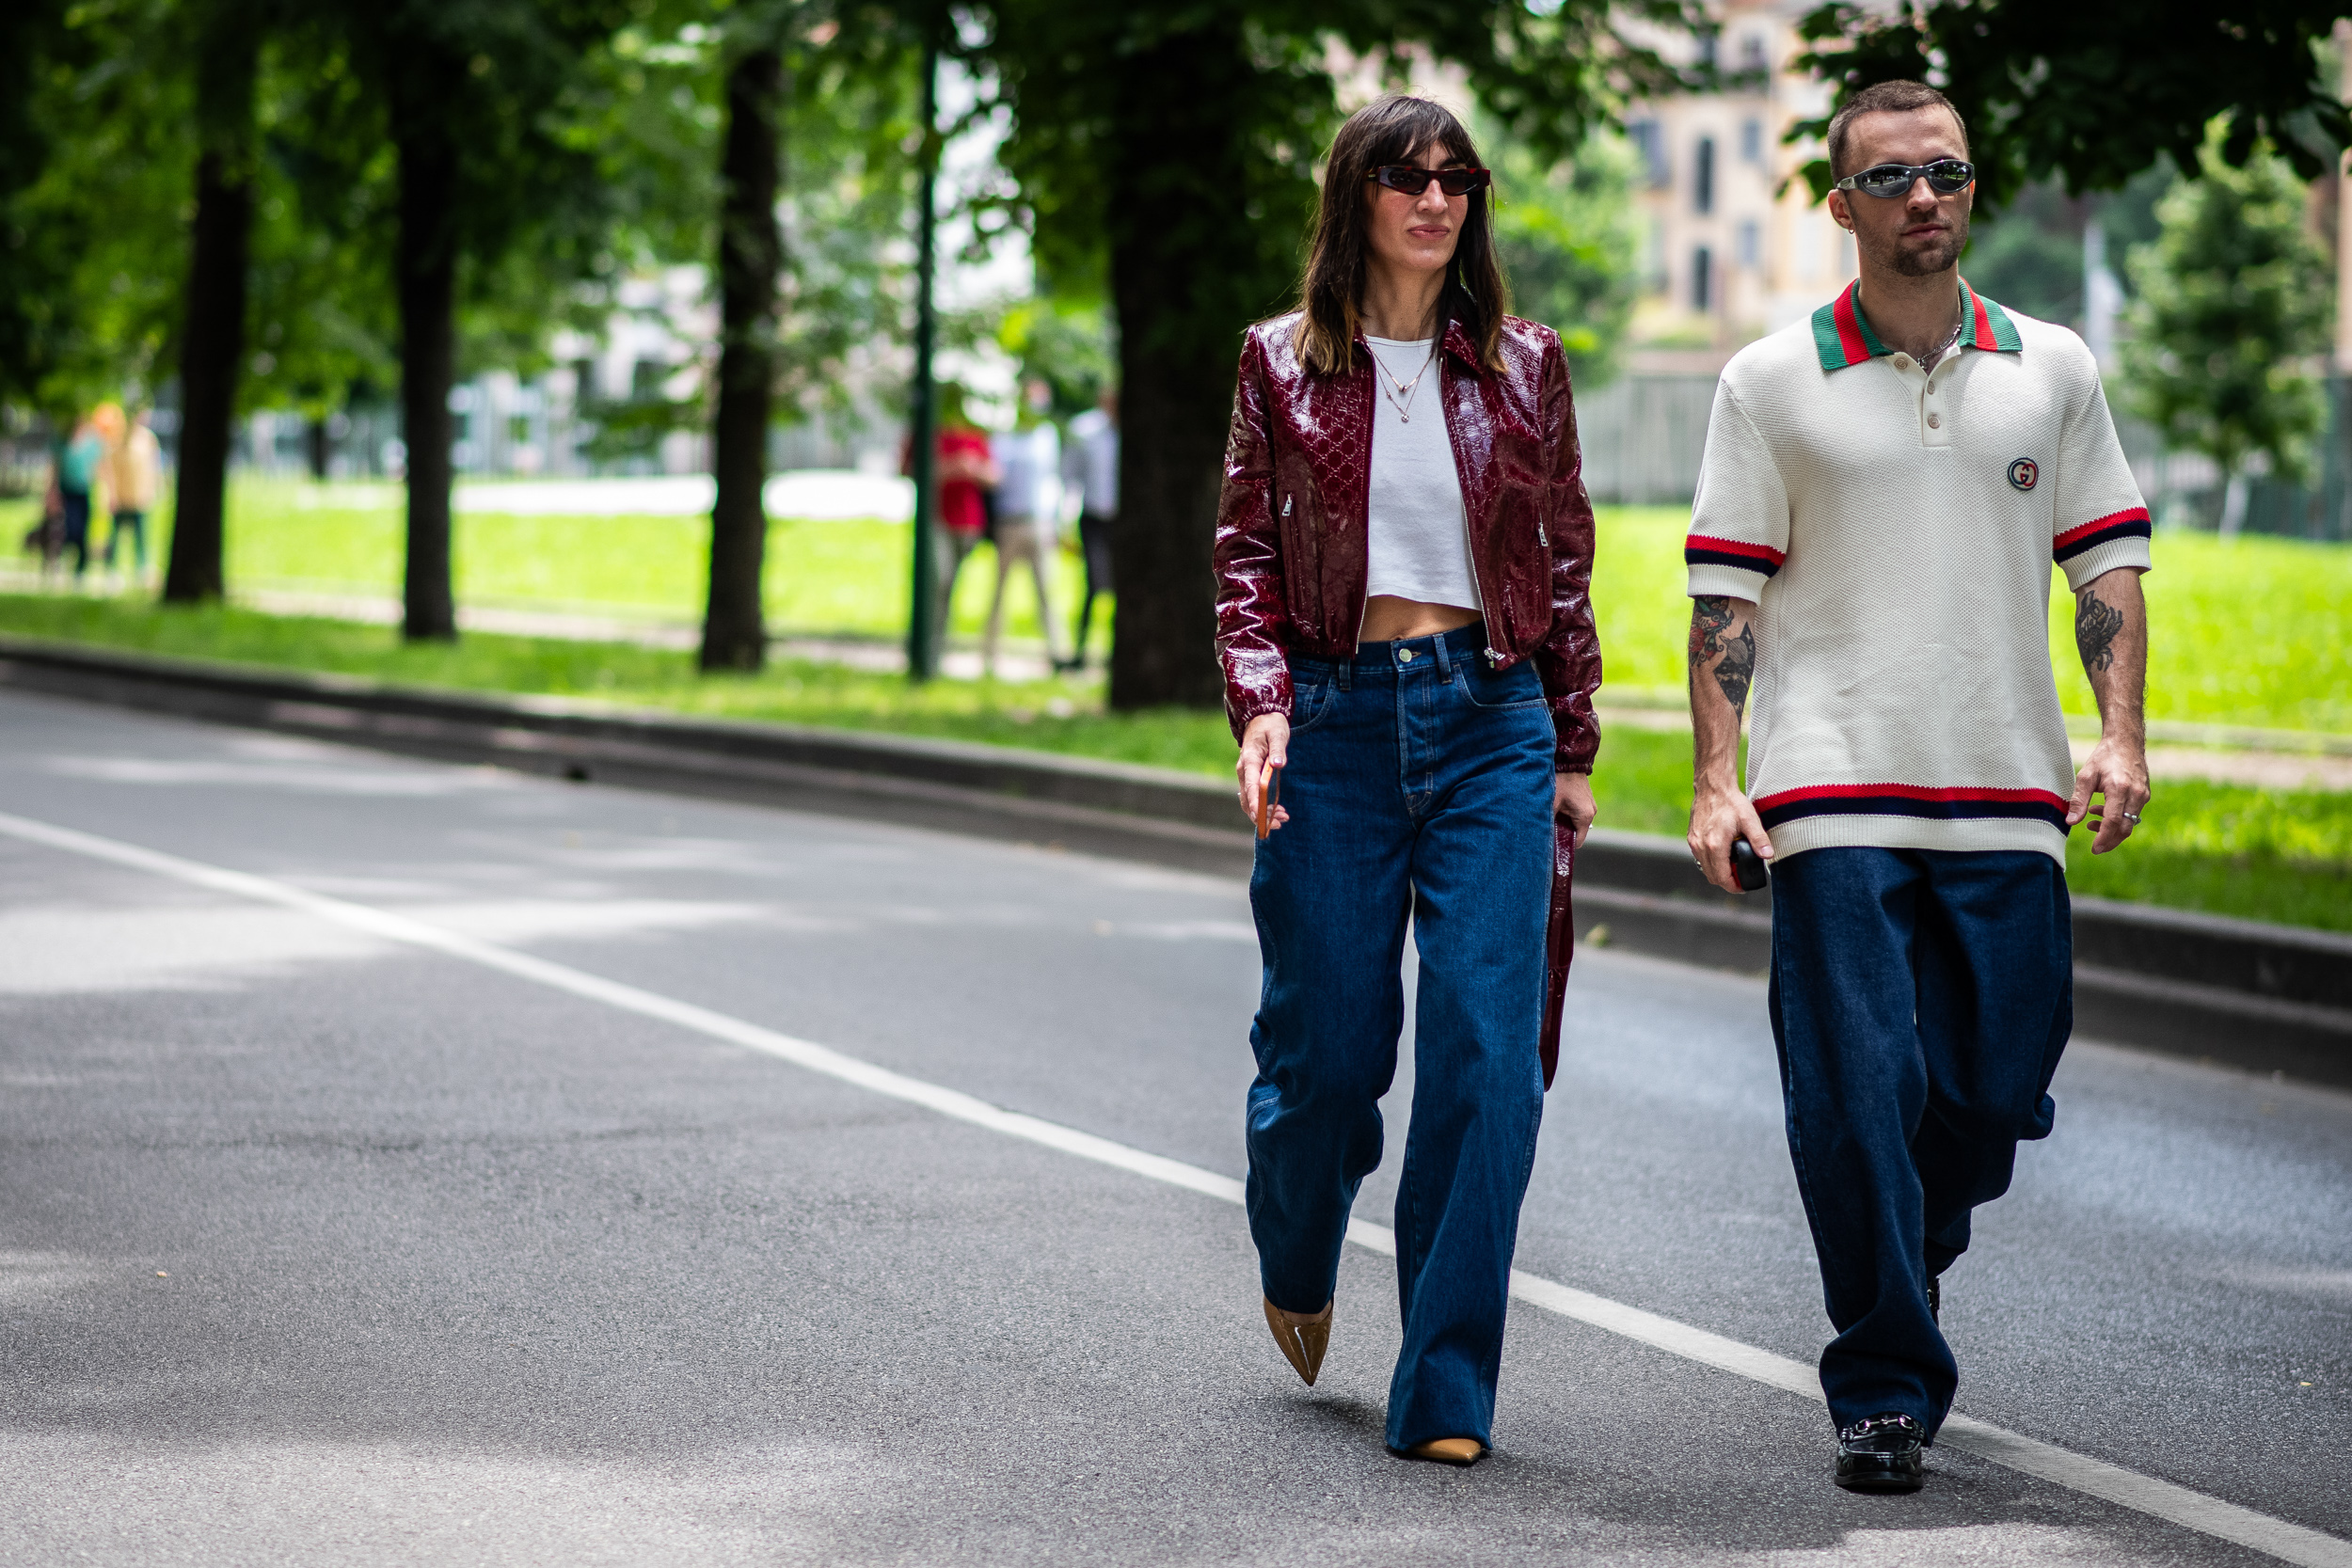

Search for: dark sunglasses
xmin=1367 ymin=164 xmax=1491 ymax=198
xmin=1834 ymin=158 xmax=1975 ymax=198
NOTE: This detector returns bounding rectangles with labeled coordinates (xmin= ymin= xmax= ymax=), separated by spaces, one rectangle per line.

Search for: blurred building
xmin=1619 ymin=0 xmax=1853 ymax=372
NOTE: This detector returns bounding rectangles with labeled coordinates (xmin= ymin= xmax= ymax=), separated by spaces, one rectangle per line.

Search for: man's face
xmin=1825 ymin=106 xmax=1973 ymax=279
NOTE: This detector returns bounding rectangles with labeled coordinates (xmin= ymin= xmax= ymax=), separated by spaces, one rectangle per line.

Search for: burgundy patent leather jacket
xmin=1211 ymin=311 xmax=1603 ymax=1086
xmin=1212 ymin=312 xmax=1602 ymax=769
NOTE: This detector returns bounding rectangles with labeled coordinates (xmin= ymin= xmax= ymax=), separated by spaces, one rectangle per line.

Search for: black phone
xmin=1731 ymin=837 xmax=1769 ymax=892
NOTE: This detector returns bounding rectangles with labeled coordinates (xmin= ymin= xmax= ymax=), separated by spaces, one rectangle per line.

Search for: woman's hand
xmin=1237 ymin=713 xmax=1291 ymax=830
xmin=1554 ymin=771 xmax=1596 ymax=850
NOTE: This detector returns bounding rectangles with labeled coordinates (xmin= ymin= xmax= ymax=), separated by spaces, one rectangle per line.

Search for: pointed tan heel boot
xmin=1405 ymin=1437 xmax=1484 ymax=1465
xmin=1263 ymin=1297 xmax=1333 ymax=1386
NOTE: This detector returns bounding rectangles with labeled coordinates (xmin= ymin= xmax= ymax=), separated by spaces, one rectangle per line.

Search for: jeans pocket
xmin=1287 ymin=668 xmax=1338 ymax=733
xmin=1457 ymin=659 xmax=1548 ymax=712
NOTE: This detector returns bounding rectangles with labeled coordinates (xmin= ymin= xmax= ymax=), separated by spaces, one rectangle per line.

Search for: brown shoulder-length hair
xmin=1292 ymin=95 xmax=1509 ymax=377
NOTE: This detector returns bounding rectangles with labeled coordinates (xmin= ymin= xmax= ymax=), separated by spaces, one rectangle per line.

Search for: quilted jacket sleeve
xmin=1532 ymin=337 xmax=1602 ymax=772
xmin=1212 ymin=330 xmax=1295 ymax=739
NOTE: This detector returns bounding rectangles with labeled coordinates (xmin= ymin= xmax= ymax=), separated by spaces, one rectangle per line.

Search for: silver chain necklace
xmin=1921 ymin=314 xmax=1967 ymax=373
xmin=1369 ymin=341 xmax=1438 ymax=423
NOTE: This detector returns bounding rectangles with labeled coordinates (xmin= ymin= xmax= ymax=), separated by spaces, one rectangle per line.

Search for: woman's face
xmin=1361 ymin=139 xmax=1468 ymax=281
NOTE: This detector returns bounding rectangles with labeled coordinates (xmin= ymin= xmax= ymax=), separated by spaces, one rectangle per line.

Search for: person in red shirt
xmin=906 ymin=383 xmax=998 ymax=641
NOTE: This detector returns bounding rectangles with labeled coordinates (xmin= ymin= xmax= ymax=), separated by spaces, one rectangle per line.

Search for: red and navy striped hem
xmin=1755 ymin=784 xmax=2069 ymax=832
xmin=1684 ymin=533 xmax=1785 ymax=577
xmin=2053 ymin=506 xmax=2152 ymax=563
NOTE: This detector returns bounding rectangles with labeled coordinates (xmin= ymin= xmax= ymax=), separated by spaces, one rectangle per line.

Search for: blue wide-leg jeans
xmin=1768 ymin=847 xmax=2073 ymax=1437
xmin=1246 ymin=624 xmax=1552 ymax=1452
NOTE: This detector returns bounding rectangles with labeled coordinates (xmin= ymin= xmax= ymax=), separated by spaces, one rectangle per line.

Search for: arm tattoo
xmin=2074 ymin=588 xmax=2123 ymax=674
xmin=1689 ymin=595 xmax=1756 ymax=715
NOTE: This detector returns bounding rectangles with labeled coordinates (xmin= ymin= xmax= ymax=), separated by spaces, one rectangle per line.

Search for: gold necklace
xmin=1370 ymin=341 xmax=1437 ymax=423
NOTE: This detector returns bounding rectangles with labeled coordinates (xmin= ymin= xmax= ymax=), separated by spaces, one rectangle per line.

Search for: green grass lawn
xmin=11 ymin=482 xmax=2348 ymax=734
xmin=0 ymin=479 xmax=1082 ymax=646
xmin=1591 ymin=504 xmax=2352 ymax=736
xmin=3 ymin=479 xmax=2347 ymax=931
xmin=0 ymin=591 xmax=2344 ymax=933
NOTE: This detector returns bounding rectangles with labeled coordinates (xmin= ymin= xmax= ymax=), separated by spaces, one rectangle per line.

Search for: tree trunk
xmin=306 ymin=415 xmax=330 ymax=479
xmin=395 ymin=119 xmax=460 ymax=641
xmin=1103 ymin=24 xmax=1257 ymax=710
xmin=162 ymin=24 xmax=259 ymax=606
xmin=701 ymin=44 xmax=783 ymax=673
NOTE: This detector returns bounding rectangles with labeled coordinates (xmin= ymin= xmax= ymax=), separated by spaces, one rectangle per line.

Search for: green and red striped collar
xmin=1811 ymin=277 xmax=2021 ymax=372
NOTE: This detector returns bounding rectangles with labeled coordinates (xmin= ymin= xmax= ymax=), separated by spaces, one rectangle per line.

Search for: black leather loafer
xmin=1836 ymin=1412 xmax=1926 ymax=1493
xmin=1928 ymin=1275 xmax=1941 ymax=1322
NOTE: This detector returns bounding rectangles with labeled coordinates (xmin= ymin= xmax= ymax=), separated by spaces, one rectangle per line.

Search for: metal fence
xmin=1574 ymin=373 xmax=1719 ymax=505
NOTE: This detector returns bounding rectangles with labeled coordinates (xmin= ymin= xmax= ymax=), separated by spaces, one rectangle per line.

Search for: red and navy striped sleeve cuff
xmin=2053 ymin=507 xmax=2151 ymax=564
xmin=1755 ymin=784 xmax=2069 ymax=832
xmin=1684 ymin=534 xmax=1786 ymax=577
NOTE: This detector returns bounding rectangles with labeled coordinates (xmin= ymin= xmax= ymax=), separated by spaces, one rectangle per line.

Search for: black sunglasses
xmin=1834 ymin=158 xmax=1975 ymax=198
xmin=1367 ymin=164 xmax=1491 ymax=198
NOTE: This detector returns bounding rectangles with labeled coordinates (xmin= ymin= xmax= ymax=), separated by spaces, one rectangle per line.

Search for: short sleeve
xmin=1686 ymin=380 xmax=1789 ymax=600
xmin=2049 ymin=362 xmax=2152 ymax=590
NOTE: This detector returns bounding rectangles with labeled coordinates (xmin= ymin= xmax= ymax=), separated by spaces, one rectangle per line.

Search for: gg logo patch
xmin=2007 ymin=457 xmax=2039 ymax=491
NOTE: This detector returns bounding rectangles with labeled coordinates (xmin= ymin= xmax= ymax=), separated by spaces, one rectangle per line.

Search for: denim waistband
xmin=1291 ymin=620 xmax=1489 ymax=675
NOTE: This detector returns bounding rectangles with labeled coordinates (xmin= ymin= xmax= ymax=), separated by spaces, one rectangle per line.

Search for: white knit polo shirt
xmin=1686 ymin=280 xmax=2152 ymax=865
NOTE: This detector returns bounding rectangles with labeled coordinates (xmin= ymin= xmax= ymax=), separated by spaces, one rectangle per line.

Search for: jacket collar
xmin=1811 ymin=277 xmax=2021 ymax=372
xmin=1439 ymin=317 xmax=1485 ymax=372
xmin=1351 ymin=318 xmax=1486 ymax=376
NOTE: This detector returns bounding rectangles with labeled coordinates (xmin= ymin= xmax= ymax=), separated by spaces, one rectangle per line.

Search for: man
xmin=1059 ymin=387 xmax=1118 ymax=672
xmin=1683 ymin=80 xmax=2151 ymax=1495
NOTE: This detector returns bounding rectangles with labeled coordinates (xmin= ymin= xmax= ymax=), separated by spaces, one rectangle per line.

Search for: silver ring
xmin=2121 ymin=810 xmax=2140 ymax=822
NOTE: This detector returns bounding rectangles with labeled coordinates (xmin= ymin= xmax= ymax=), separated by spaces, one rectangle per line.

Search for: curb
xmin=3 ymin=634 xmax=2346 ymax=1088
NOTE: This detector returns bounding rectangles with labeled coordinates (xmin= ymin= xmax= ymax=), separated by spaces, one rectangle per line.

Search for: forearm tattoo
xmin=1689 ymin=595 xmax=1756 ymax=714
xmin=2075 ymin=588 xmax=2124 ymax=674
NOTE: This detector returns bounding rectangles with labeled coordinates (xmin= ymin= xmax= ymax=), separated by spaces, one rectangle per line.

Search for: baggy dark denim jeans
xmin=1245 ymin=622 xmax=1552 ymax=1451
xmin=1768 ymin=847 xmax=2074 ymax=1435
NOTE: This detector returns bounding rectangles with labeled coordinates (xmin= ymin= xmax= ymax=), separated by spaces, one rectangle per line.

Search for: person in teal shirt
xmin=55 ymin=415 xmax=106 ymax=578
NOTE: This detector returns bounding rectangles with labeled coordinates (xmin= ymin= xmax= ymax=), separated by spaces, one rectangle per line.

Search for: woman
xmin=1213 ymin=94 xmax=1601 ymax=1465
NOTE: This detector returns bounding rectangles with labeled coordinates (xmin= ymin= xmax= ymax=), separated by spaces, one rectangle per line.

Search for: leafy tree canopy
xmin=1482 ymin=118 xmax=1639 ymax=389
xmin=2121 ymin=125 xmax=2333 ymax=485
xmin=1792 ymin=1 xmax=2352 ymax=210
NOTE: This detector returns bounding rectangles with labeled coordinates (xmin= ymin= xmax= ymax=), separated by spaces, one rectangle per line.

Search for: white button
xmin=1928 ymin=412 xmax=1942 ymax=429
xmin=1398 ymin=648 xmax=1415 ymax=662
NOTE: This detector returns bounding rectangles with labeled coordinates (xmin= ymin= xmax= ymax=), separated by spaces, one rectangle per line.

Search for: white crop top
xmin=1363 ymin=335 xmax=1481 ymax=615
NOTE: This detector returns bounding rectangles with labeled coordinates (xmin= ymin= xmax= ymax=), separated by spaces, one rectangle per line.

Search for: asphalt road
xmin=0 ymin=687 xmax=2346 ymax=1568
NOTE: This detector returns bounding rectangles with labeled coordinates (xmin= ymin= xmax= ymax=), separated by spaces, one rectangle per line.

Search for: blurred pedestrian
xmin=982 ymin=379 xmax=1064 ymax=676
xmin=26 ymin=467 xmax=63 ymax=570
xmin=1059 ymin=388 xmax=1118 ymax=672
xmin=1216 ymin=95 xmax=1600 ymax=1467
xmin=54 ymin=411 xmax=107 ymax=580
xmin=904 ymin=383 xmax=997 ymax=642
xmin=100 ymin=404 xmax=162 ymax=578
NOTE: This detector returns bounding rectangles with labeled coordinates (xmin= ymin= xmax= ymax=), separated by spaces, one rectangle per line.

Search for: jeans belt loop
xmin=1432 ymin=629 xmax=1454 ymax=680
xmin=1334 ymin=656 xmax=1352 ymax=692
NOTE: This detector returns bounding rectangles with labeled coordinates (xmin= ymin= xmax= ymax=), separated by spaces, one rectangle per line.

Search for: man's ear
xmin=1826 ymin=190 xmax=1852 ymax=231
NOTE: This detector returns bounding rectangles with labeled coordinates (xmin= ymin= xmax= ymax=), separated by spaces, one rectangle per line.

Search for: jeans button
xmin=1398 ymin=648 xmax=1415 ymax=663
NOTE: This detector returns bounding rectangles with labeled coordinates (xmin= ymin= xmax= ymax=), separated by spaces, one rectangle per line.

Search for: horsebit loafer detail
xmin=1263 ymin=1297 xmax=1333 ymax=1386
xmin=1836 ymin=1412 xmax=1926 ymax=1493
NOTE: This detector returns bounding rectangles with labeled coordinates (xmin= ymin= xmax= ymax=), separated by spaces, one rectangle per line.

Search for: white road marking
xmin=3 ymin=806 xmax=2345 ymax=1568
